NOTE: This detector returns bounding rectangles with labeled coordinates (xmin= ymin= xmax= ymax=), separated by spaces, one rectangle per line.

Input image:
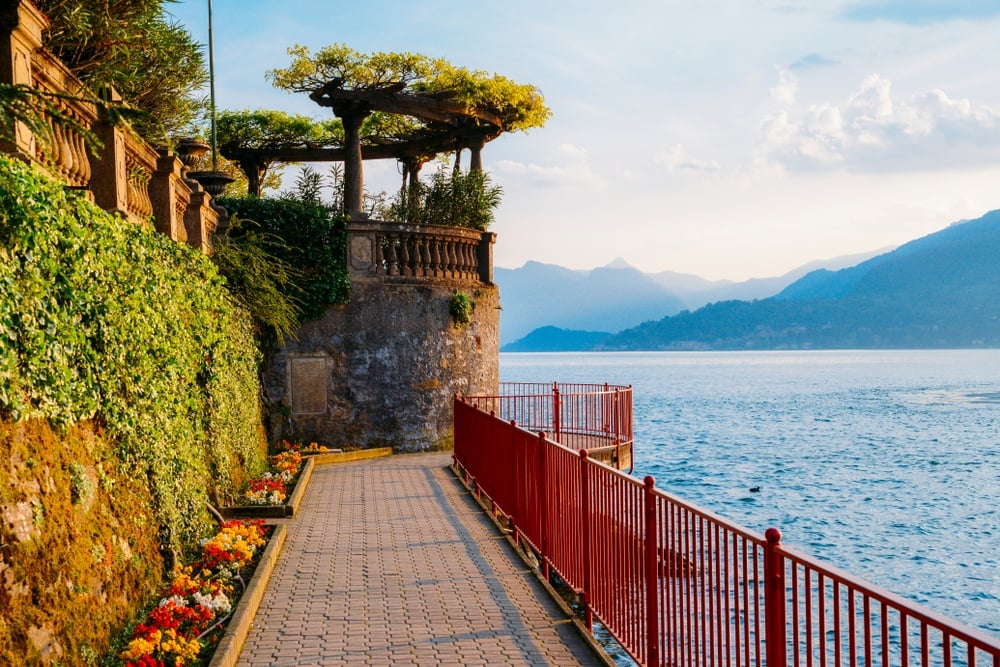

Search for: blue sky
xmin=167 ymin=1 xmax=1000 ymax=280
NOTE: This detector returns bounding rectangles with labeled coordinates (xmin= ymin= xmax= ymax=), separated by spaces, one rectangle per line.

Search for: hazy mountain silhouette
xmin=599 ymin=209 xmax=1000 ymax=350
xmin=502 ymin=326 xmax=612 ymax=352
xmin=496 ymin=250 xmax=886 ymax=346
xmin=495 ymin=260 xmax=685 ymax=344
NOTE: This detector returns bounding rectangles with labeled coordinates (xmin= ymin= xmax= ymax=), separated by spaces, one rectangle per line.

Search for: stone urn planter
xmin=188 ymin=169 xmax=236 ymax=196
xmin=172 ymin=137 xmax=210 ymax=174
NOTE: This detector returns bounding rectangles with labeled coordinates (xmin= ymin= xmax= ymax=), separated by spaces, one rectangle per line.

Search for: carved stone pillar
xmin=90 ymin=89 xmax=129 ymax=217
xmin=0 ymin=0 xmax=47 ymax=159
xmin=477 ymin=231 xmax=496 ymax=285
xmin=149 ymin=154 xmax=190 ymax=243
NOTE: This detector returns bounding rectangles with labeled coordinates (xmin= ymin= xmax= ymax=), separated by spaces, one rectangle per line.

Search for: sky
xmin=167 ymin=0 xmax=1000 ymax=281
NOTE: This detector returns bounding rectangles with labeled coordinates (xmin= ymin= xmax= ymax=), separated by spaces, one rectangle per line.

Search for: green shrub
xmin=218 ymin=195 xmax=350 ymax=321
xmin=390 ymin=167 xmax=502 ymax=230
xmin=210 ymin=222 xmax=301 ymax=345
xmin=0 ymin=155 xmax=267 ymax=557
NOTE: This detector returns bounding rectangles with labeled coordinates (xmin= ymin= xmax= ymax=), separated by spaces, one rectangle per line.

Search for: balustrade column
xmin=384 ymin=234 xmax=399 ymax=276
xmin=374 ymin=230 xmax=386 ymax=275
xmin=420 ymin=238 xmax=432 ymax=277
xmin=430 ymin=237 xmax=443 ymax=277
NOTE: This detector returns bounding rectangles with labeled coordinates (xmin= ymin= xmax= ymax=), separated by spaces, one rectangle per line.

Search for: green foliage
xmin=393 ymin=166 xmax=502 ymax=230
xmin=218 ymin=191 xmax=351 ymax=322
xmin=268 ymin=43 xmax=550 ymax=133
xmin=215 ymin=109 xmax=344 ymax=194
xmin=449 ymin=291 xmax=474 ymax=326
xmin=421 ymin=59 xmax=552 ymax=131
xmin=209 ymin=222 xmax=302 ymax=345
xmin=34 ymin=0 xmax=207 ymax=140
xmin=217 ymin=109 xmax=344 ymax=151
xmin=68 ymin=461 xmax=94 ymax=506
xmin=0 ymin=155 xmax=266 ymax=556
xmin=268 ymin=44 xmax=433 ymax=92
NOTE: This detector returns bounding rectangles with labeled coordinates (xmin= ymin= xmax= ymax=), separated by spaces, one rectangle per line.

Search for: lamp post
xmin=208 ymin=0 xmax=218 ymax=172
xmin=188 ymin=0 xmax=234 ymax=231
xmin=189 ymin=0 xmax=233 ymax=195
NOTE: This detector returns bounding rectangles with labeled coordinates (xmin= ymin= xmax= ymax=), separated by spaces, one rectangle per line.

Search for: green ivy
xmin=449 ymin=290 xmax=474 ymax=326
xmin=0 ymin=155 xmax=267 ymax=557
xmin=218 ymin=195 xmax=350 ymax=321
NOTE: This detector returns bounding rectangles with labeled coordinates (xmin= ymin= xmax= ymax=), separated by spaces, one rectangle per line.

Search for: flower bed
xmin=118 ymin=520 xmax=272 ymax=666
xmin=222 ymin=451 xmax=313 ymax=519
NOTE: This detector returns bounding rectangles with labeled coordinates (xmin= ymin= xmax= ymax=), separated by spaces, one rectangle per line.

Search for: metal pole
xmin=644 ymin=476 xmax=660 ymax=666
xmin=764 ymin=527 xmax=788 ymax=667
xmin=207 ymin=0 xmax=218 ymax=171
xmin=580 ymin=449 xmax=593 ymax=631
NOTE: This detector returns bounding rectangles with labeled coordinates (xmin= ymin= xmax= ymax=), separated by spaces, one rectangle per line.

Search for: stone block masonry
xmin=262 ymin=246 xmax=500 ymax=451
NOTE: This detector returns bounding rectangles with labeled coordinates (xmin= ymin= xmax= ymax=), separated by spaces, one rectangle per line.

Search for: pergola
xmin=220 ymin=83 xmax=504 ymax=212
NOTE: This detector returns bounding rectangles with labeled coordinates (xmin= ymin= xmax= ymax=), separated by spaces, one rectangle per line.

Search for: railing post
xmin=477 ymin=231 xmax=496 ymax=284
xmin=580 ymin=449 xmax=593 ymax=631
xmin=764 ymin=527 xmax=788 ymax=667
xmin=511 ymin=419 xmax=520 ymax=547
xmin=644 ymin=475 xmax=660 ymax=667
xmin=538 ymin=431 xmax=550 ymax=580
xmin=552 ymin=383 xmax=561 ymax=444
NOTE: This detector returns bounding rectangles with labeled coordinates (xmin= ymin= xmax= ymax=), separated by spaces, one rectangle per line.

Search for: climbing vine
xmin=0 ymin=154 xmax=267 ymax=557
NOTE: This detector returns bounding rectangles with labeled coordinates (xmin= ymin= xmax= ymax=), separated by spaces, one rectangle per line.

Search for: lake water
xmin=500 ymin=350 xmax=1000 ymax=638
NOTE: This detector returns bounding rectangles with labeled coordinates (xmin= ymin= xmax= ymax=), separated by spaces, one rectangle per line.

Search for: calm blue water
xmin=500 ymin=350 xmax=1000 ymax=638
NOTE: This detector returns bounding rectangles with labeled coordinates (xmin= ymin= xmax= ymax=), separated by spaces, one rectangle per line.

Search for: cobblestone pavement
xmin=236 ymin=452 xmax=607 ymax=666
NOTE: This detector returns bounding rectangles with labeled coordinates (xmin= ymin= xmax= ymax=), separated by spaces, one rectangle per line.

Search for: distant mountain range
xmin=501 ymin=210 xmax=1000 ymax=351
xmin=496 ymin=249 xmax=883 ymax=345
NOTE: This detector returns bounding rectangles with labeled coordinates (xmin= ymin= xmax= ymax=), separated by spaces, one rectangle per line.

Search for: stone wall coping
xmin=347 ymin=219 xmax=493 ymax=243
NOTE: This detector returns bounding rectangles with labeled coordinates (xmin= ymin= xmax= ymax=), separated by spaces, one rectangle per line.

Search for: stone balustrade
xmin=0 ymin=0 xmax=218 ymax=252
xmin=348 ymin=220 xmax=496 ymax=285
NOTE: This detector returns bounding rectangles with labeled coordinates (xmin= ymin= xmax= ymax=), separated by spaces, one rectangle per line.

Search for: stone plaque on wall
xmin=289 ymin=356 xmax=327 ymax=415
xmin=349 ymin=234 xmax=373 ymax=273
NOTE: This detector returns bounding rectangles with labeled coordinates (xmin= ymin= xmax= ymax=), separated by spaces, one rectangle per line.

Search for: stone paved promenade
xmin=236 ymin=452 xmax=607 ymax=666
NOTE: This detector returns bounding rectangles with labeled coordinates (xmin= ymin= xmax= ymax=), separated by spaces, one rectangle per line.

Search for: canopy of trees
xmin=33 ymin=0 xmax=207 ymax=140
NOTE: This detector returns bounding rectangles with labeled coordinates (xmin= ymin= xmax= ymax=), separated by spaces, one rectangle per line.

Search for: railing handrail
xmin=453 ymin=395 xmax=1000 ymax=667
xmin=776 ymin=541 xmax=1000 ymax=652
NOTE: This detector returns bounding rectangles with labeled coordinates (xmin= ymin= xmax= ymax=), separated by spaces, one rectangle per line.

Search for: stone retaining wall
xmin=263 ymin=271 xmax=500 ymax=452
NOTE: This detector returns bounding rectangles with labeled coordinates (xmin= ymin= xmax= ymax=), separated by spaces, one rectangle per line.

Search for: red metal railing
xmin=462 ymin=382 xmax=633 ymax=456
xmin=453 ymin=396 xmax=1000 ymax=667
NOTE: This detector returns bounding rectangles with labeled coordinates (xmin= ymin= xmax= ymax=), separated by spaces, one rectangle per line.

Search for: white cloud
xmin=492 ymin=158 xmax=605 ymax=189
xmin=559 ymin=143 xmax=588 ymax=157
xmin=654 ymin=144 xmax=723 ymax=174
xmin=770 ymin=68 xmax=799 ymax=105
xmin=758 ymin=73 xmax=1000 ymax=171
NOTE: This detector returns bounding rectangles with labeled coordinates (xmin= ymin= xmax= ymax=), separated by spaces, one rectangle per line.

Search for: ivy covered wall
xmin=0 ymin=155 xmax=268 ymax=661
